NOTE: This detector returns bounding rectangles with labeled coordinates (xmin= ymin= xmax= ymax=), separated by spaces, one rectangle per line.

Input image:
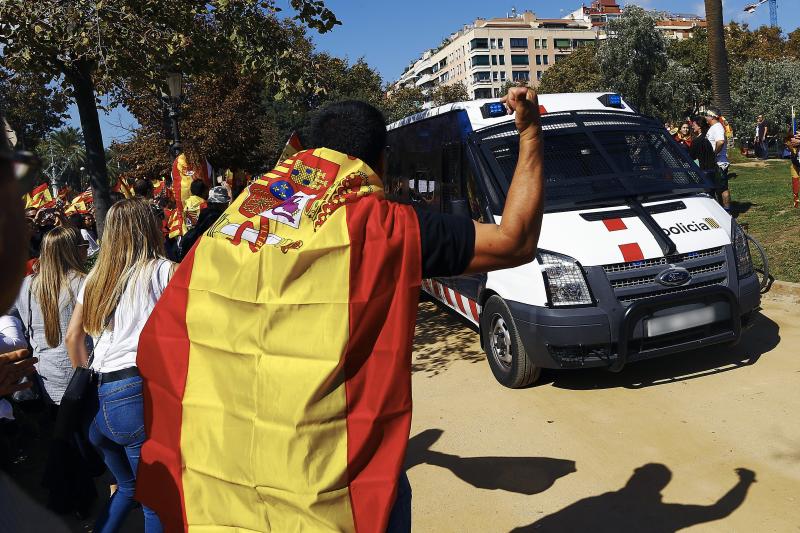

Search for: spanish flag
xmin=23 ymin=183 xmax=53 ymax=209
xmin=112 ymin=177 xmax=134 ymax=199
xmin=170 ymin=154 xmax=212 ymax=237
xmin=64 ymin=189 xmax=93 ymax=216
xmin=137 ymin=148 xmax=422 ymax=532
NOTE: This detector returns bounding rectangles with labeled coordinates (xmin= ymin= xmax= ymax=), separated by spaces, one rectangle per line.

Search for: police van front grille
xmin=602 ymin=247 xmax=729 ymax=304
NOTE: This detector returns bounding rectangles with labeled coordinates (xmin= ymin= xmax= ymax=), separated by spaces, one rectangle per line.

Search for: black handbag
xmin=11 ymin=284 xmax=43 ymax=403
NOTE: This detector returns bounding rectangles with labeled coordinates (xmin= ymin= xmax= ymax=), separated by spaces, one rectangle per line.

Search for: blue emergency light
xmin=598 ymin=93 xmax=624 ymax=109
xmin=480 ymin=101 xmax=507 ymax=119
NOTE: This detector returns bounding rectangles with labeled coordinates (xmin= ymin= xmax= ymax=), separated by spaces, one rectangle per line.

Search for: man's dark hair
xmin=308 ymin=100 xmax=387 ymax=171
xmin=133 ymin=178 xmax=153 ymax=198
xmin=68 ymin=213 xmax=84 ymax=229
xmin=190 ymin=179 xmax=207 ymax=197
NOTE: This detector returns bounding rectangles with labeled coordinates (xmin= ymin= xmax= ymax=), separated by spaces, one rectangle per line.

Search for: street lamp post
xmin=163 ymin=71 xmax=185 ymax=160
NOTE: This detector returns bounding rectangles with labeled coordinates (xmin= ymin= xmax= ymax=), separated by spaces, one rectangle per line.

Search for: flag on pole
xmin=170 ymin=154 xmax=212 ymax=237
xmin=137 ymin=148 xmax=422 ymax=533
xmin=22 ymin=183 xmax=53 ymax=209
xmin=792 ymin=105 xmax=796 ymax=135
xmin=64 ymin=189 xmax=94 ymax=215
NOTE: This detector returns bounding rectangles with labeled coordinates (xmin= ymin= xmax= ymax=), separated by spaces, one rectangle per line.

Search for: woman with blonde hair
xmin=8 ymin=225 xmax=95 ymax=515
xmin=67 ymin=199 xmax=173 ymax=533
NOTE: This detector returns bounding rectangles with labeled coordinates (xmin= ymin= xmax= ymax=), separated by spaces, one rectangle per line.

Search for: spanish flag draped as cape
xmin=137 ymin=148 xmax=422 ymax=532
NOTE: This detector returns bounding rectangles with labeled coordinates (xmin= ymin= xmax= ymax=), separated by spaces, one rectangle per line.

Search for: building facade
xmin=395 ymin=10 xmax=601 ymax=100
xmin=394 ymin=5 xmax=707 ymax=103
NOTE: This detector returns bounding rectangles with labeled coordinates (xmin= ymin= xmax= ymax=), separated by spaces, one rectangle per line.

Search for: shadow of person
xmin=511 ymin=464 xmax=756 ymax=533
xmin=545 ymin=311 xmax=779 ymax=391
xmin=406 ymin=429 xmax=575 ymax=495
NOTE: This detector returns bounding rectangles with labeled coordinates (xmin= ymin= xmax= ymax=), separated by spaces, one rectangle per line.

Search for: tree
xmin=0 ymin=0 xmax=339 ymax=236
xmin=538 ymin=46 xmax=603 ymax=94
xmin=430 ymin=82 xmax=469 ymax=106
xmin=731 ymin=60 xmax=800 ymax=137
xmin=37 ymin=128 xmax=86 ymax=190
xmin=726 ymin=23 xmax=786 ymax=65
xmin=787 ymin=29 xmax=800 ymax=60
xmin=597 ymin=6 xmax=667 ymax=115
xmin=383 ymin=86 xmax=426 ymax=123
xmin=667 ymin=28 xmax=712 ymax=111
xmin=649 ymin=60 xmax=703 ymax=122
xmin=0 ymin=65 xmax=68 ymax=151
xmin=705 ymin=0 xmax=732 ymax=117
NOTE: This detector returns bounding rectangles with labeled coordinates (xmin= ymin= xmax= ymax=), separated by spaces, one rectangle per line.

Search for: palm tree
xmin=38 ymin=127 xmax=87 ymax=190
xmin=705 ymin=0 xmax=732 ymax=117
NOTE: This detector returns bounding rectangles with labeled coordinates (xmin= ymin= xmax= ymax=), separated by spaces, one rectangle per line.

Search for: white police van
xmin=386 ymin=93 xmax=763 ymax=388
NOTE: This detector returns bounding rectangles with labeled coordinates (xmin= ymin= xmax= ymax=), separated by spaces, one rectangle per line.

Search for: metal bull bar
xmin=609 ymin=285 xmax=742 ymax=372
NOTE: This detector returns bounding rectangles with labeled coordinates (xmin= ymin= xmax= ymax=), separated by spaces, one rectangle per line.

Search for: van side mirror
xmin=448 ymin=199 xmax=471 ymax=218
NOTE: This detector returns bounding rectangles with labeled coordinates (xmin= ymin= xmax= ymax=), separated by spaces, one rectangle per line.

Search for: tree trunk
xmin=705 ymin=0 xmax=732 ymax=118
xmin=67 ymin=61 xmax=111 ymax=237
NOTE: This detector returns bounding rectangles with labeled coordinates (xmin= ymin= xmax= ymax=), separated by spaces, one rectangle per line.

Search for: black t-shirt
xmin=413 ymin=206 xmax=476 ymax=279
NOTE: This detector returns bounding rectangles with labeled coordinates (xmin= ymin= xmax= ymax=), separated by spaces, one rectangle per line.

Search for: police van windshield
xmin=472 ymin=111 xmax=710 ymax=211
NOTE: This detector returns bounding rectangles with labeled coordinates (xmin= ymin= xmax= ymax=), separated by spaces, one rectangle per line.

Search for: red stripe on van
xmin=454 ymin=293 xmax=467 ymax=315
xmin=619 ymin=243 xmax=644 ymax=262
xmin=467 ymin=299 xmax=480 ymax=322
xmin=443 ymin=286 xmax=455 ymax=307
xmin=603 ymin=218 xmax=627 ymax=232
xmin=539 ymin=105 xmax=547 ymax=115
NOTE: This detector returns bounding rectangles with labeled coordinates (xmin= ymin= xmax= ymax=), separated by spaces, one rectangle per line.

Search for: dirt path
xmin=408 ymin=299 xmax=800 ymax=532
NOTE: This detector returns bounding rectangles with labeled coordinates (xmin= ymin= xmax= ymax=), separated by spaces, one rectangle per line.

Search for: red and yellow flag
xmin=64 ymin=189 xmax=93 ymax=216
xmin=137 ymin=148 xmax=422 ymax=532
xmin=170 ymin=154 xmax=212 ymax=237
xmin=112 ymin=177 xmax=134 ymax=199
xmin=23 ymin=183 xmax=53 ymax=209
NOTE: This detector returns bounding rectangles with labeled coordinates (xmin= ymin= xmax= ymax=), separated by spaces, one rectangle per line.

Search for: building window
xmin=498 ymin=55 xmax=505 ymax=65
xmin=474 ymin=88 xmax=492 ymax=99
xmin=491 ymin=55 xmax=497 ymax=65
xmin=554 ymin=38 xmax=571 ymax=49
xmin=492 ymin=71 xmax=498 ymax=81
xmin=473 ymin=71 xmax=490 ymax=83
xmin=490 ymin=38 xmax=496 ymax=49
xmin=470 ymin=55 xmax=490 ymax=67
xmin=512 ymin=71 xmax=530 ymax=82
xmin=536 ymin=70 xmax=543 ymax=80
xmin=543 ymin=55 xmax=549 ymax=65
xmin=541 ymin=39 xmax=548 ymax=49
xmin=535 ymin=55 xmax=541 ymax=65
xmin=510 ymin=38 xmax=528 ymax=49
xmin=497 ymin=38 xmax=504 ymax=49
xmin=511 ymin=55 xmax=529 ymax=66
xmin=500 ymin=71 xmax=507 ymax=81
xmin=534 ymin=39 xmax=541 ymax=49
xmin=470 ymin=38 xmax=488 ymax=50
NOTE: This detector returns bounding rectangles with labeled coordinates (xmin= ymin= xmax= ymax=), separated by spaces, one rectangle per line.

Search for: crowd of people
xmin=668 ymin=111 xmax=800 ymax=211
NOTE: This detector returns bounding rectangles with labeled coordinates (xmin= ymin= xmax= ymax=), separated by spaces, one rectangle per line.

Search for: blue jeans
xmin=386 ymin=472 xmax=412 ymax=533
xmin=89 ymin=375 xmax=162 ymax=533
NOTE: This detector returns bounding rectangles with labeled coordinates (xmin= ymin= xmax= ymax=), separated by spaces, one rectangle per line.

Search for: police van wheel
xmin=481 ymin=295 xmax=541 ymax=388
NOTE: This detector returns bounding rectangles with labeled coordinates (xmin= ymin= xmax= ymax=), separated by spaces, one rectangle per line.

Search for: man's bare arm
xmin=464 ymin=87 xmax=544 ymax=274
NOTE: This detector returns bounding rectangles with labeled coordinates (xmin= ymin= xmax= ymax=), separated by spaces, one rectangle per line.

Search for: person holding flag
xmin=136 ymin=87 xmax=545 ymax=533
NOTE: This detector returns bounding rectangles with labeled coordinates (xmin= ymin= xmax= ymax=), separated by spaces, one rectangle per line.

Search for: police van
xmin=386 ymin=93 xmax=763 ymax=388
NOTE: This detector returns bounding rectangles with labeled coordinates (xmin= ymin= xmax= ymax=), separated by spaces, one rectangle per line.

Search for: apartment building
xmin=566 ymin=0 xmax=706 ymax=39
xmin=395 ymin=10 xmax=601 ymax=100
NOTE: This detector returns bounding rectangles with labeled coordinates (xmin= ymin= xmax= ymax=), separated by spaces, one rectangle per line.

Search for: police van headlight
xmin=732 ymin=220 xmax=753 ymax=278
xmin=537 ymin=250 xmax=594 ymax=307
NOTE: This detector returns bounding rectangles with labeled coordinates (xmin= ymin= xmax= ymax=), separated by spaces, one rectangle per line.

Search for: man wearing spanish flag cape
xmin=136 ymin=87 xmax=545 ymax=532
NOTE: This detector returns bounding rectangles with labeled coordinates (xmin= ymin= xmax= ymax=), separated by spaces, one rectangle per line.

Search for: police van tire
xmin=481 ymin=295 xmax=541 ymax=388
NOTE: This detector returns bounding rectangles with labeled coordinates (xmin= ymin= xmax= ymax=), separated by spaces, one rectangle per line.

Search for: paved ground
xmin=408 ymin=296 xmax=800 ymax=532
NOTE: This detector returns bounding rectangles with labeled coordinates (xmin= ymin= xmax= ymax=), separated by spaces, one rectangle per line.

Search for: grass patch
xmin=729 ymin=158 xmax=800 ymax=282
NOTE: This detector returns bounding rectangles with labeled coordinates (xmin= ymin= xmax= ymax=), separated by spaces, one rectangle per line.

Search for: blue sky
xmin=68 ymin=0 xmax=799 ymax=146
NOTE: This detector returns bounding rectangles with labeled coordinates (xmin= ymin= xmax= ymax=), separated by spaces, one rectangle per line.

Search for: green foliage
xmin=36 ymin=128 xmax=86 ymax=189
xmin=597 ymin=6 xmax=667 ymax=115
xmin=538 ymin=46 xmax=603 ymax=94
xmin=731 ymin=60 xmax=800 ymax=136
xmin=383 ymin=86 xmax=426 ymax=124
xmin=0 ymin=65 xmax=67 ymax=150
xmin=430 ymin=82 xmax=469 ymax=106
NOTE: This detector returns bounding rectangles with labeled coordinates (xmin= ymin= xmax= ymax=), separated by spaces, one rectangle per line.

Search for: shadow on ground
xmin=406 ymin=429 xmax=575 ymax=496
xmin=412 ymin=300 xmax=484 ymax=376
xmin=510 ymin=464 xmax=756 ymax=533
xmin=541 ymin=311 xmax=779 ymax=391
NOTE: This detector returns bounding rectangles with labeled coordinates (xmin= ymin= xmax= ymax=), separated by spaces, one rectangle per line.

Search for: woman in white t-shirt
xmin=66 ymin=199 xmax=174 ymax=533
